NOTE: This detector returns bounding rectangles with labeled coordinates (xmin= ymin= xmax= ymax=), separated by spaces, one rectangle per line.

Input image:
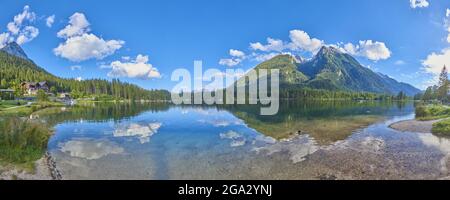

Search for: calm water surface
xmin=41 ymin=101 xmax=450 ymax=180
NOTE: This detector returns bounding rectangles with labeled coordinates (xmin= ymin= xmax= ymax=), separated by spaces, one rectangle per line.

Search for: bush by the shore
xmin=415 ymin=104 xmax=450 ymax=121
xmin=432 ymin=119 xmax=450 ymax=136
xmin=0 ymin=117 xmax=52 ymax=170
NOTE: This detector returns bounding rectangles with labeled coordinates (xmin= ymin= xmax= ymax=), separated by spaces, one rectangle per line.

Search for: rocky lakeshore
xmin=0 ymin=152 xmax=62 ymax=180
xmin=46 ymin=152 xmax=63 ymax=180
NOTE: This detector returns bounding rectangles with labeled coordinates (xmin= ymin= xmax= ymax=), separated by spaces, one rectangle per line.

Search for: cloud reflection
xmin=220 ymin=131 xmax=246 ymax=147
xmin=417 ymin=134 xmax=450 ymax=173
xmin=59 ymin=138 xmax=124 ymax=160
xmin=113 ymin=122 xmax=162 ymax=144
xmin=253 ymin=135 xmax=319 ymax=163
xmin=198 ymin=118 xmax=242 ymax=127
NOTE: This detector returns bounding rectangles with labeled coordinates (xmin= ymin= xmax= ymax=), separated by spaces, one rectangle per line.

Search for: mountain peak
xmin=293 ymin=55 xmax=305 ymax=64
xmin=317 ymin=46 xmax=341 ymax=56
xmin=236 ymin=44 xmax=420 ymax=96
xmin=0 ymin=42 xmax=29 ymax=60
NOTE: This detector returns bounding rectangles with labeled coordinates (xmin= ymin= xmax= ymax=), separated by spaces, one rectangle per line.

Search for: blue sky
xmin=1 ymin=0 xmax=450 ymax=90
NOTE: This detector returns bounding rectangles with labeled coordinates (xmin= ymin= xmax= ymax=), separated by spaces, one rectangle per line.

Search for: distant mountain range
xmin=0 ymin=42 xmax=420 ymax=98
xmin=249 ymin=46 xmax=420 ymax=96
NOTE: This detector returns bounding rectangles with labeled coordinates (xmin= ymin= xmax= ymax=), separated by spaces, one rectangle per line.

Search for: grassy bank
xmin=432 ymin=119 xmax=450 ymax=136
xmin=415 ymin=104 xmax=450 ymax=136
xmin=0 ymin=101 xmax=64 ymax=117
xmin=415 ymin=104 xmax=450 ymax=121
xmin=0 ymin=100 xmax=27 ymax=109
xmin=0 ymin=101 xmax=64 ymax=172
xmin=0 ymin=117 xmax=52 ymax=171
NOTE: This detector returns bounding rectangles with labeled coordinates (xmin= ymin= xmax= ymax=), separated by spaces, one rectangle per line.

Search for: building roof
xmin=21 ymin=81 xmax=48 ymax=87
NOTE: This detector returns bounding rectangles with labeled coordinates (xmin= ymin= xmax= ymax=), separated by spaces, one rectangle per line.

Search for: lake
xmin=39 ymin=101 xmax=450 ymax=180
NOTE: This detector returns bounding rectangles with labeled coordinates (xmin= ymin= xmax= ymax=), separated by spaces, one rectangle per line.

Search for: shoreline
xmin=0 ymin=152 xmax=62 ymax=180
xmin=0 ymin=105 xmax=65 ymax=180
xmin=389 ymin=118 xmax=445 ymax=133
xmin=45 ymin=152 xmax=62 ymax=180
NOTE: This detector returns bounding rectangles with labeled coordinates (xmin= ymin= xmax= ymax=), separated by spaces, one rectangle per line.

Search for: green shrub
xmin=0 ymin=118 xmax=51 ymax=166
xmin=415 ymin=105 xmax=428 ymax=118
xmin=416 ymin=105 xmax=450 ymax=120
xmin=37 ymin=89 xmax=48 ymax=102
xmin=30 ymin=105 xmax=39 ymax=112
xmin=432 ymin=119 xmax=450 ymax=136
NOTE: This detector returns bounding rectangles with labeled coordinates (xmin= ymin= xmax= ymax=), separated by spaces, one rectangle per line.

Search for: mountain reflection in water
xmin=38 ymin=101 xmax=450 ymax=179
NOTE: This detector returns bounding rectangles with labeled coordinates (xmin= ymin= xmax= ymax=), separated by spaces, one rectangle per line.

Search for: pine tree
xmin=422 ymin=86 xmax=433 ymax=101
xmin=437 ymin=65 xmax=449 ymax=102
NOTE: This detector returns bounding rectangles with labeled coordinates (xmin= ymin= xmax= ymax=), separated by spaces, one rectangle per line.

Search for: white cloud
xmin=253 ymin=52 xmax=280 ymax=62
xmin=0 ymin=33 xmax=12 ymax=48
xmin=107 ymin=54 xmax=161 ymax=79
xmin=7 ymin=22 xmax=20 ymax=35
xmin=420 ymin=9 xmax=450 ymax=88
xmin=446 ymin=8 xmax=450 ymax=43
xmin=422 ymin=48 xmax=450 ymax=75
xmin=250 ymin=38 xmax=286 ymax=52
xmin=7 ymin=5 xmax=36 ymax=35
xmin=410 ymin=0 xmax=429 ymax=9
xmin=341 ymin=43 xmax=356 ymax=55
xmin=54 ymin=33 xmax=124 ymax=62
xmin=219 ymin=49 xmax=246 ymax=67
xmin=75 ymin=77 xmax=83 ymax=81
xmin=219 ymin=29 xmax=391 ymax=66
xmin=0 ymin=5 xmax=38 ymax=48
xmin=288 ymin=29 xmax=324 ymax=53
xmin=46 ymin=15 xmax=55 ymax=28
xmin=249 ymin=29 xmax=324 ymax=56
xmin=14 ymin=5 xmax=35 ymax=24
xmin=219 ymin=58 xmax=242 ymax=67
xmin=70 ymin=65 xmax=82 ymax=70
xmin=57 ymin=13 xmax=90 ymax=38
xmin=16 ymin=26 xmax=39 ymax=45
xmin=54 ymin=13 xmax=123 ymax=62
xmin=342 ymin=40 xmax=391 ymax=61
xmin=98 ymin=62 xmax=111 ymax=69
xmin=229 ymin=49 xmax=245 ymax=58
